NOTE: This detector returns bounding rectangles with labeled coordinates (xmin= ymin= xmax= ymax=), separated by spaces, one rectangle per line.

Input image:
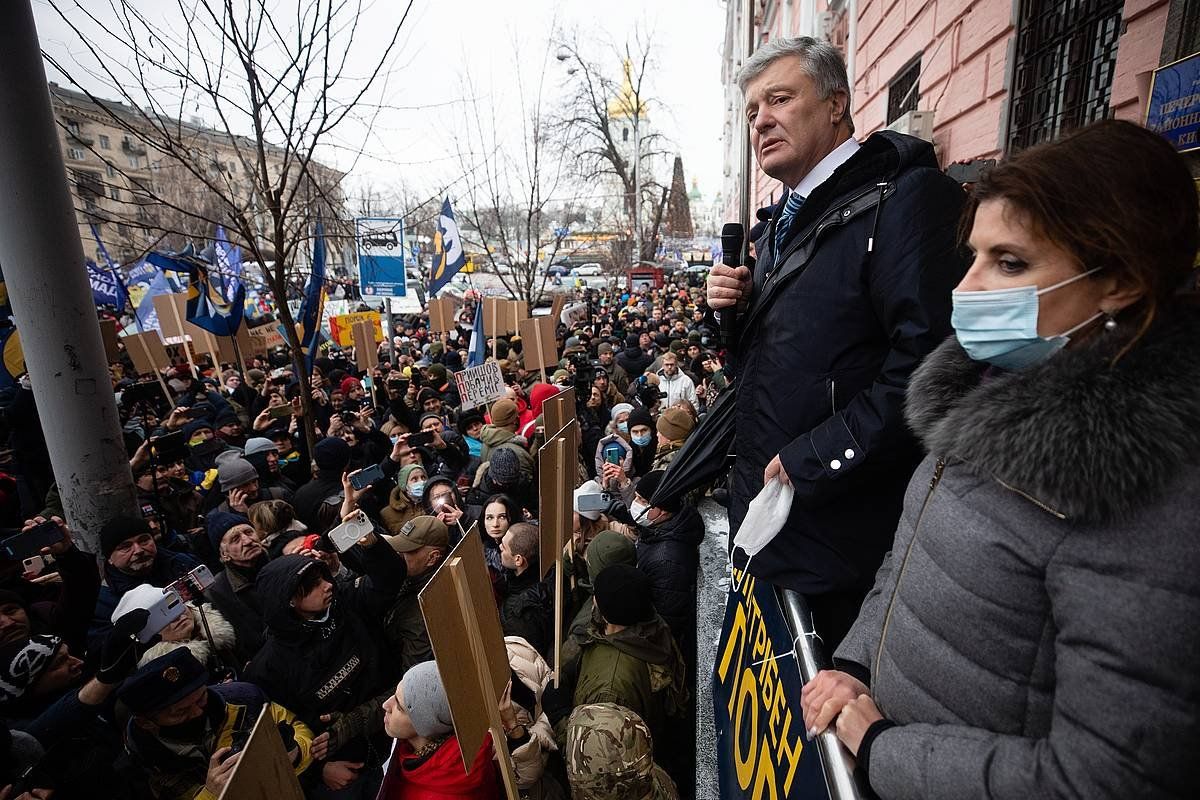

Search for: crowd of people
xmin=1 ymin=32 xmax=1198 ymax=800
xmin=0 ymin=275 xmax=721 ymax=799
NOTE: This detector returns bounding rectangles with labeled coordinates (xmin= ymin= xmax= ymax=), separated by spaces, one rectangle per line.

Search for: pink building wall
xmin=737 ymin=0 xmax=1171 ymax=214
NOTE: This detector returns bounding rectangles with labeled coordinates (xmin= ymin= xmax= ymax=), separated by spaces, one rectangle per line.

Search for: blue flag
xmin=466 ymin=302 xmax=486 ymax=368
xmin=86 ymin=260 xmax=127 ymax=309
xmin=88 ymin=224 xmax=129 ymax=311
xmin=184 ymin=260 xmax=246 ymax=337
xmin=298 ymin=221 xmax=327 ymax=373
xmin=428 ymin=198 xmax=467 ymax=296
xmin=133 ymin=264 xmax=174 ymax=332
xmin=213 ymin=225 xmax=243 ymax=299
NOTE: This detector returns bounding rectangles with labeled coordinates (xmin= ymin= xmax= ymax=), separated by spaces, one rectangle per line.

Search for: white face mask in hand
xmin=729 ymin=477 xmax=794 ymax=592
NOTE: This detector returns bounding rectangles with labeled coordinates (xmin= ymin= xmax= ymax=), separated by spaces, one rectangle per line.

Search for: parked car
xmin=572 ymin=263 xmax=603 ymax=276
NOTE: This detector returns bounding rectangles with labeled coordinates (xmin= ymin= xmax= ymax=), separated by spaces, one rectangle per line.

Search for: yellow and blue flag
xmin=429 ymin=198 xmax=467 ymax=296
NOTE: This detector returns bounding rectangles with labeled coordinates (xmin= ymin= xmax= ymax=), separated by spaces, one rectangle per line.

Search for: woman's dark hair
xmin=421 ymin=476 xmax=464 ymax=515
xmin=961 ymin=119 xmax=1199 ymax=352
xmin=479 ymin=493 xmax=522 ymax=531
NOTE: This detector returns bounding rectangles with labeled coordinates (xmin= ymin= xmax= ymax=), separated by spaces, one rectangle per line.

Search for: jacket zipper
xmin=873 ymin=457 xmax=945 ymax=679
xmin=829 ymin=378 xmax=837 ymax=416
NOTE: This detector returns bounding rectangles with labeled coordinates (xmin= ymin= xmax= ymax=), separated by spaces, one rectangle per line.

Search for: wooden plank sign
xmin=98 ymin=318 xmax=120 ymax=363
xmin=483 ymin=297 xmax=506 ymax=337
xmin=542 ymin=387 xmax=575 ymax=439
xmin=454 ymin=361 xmax=507 ymax=411
xmin=121 ymin=330 xmax=168 ymax=377
xmin=538 ymin=435 xmax=567 ymax=581
xmin=428 ymin=297 xmax=455 ymax=333
xmin=517 ymin=316 xmax=557 ymax=372
xmin=419 ymin=527 xmax=521 ymax=797
xmin=217 ymin=706 xmax=305 ymax=800
xmin=352 ymin=321 xmax=378 ymax=372
xmin=506 ymin=300 xmax=529 ymax=332
xmin=549 ymin=295 xmax=567 ymax=327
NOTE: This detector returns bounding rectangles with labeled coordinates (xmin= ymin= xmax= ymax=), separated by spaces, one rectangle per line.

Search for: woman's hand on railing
xmin=801 ymin=669 xmax=870 ymax=737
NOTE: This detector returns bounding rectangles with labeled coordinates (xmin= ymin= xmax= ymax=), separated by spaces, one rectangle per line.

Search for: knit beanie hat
xmin=213 ymin=409 xmax=240 ymax=430
xmin=339 ymin=376 xmax=361 ymax=395
xmin=634 ymin=470 xmax=680 ymax=513
xmin=100 ymin=515 xmax=152 ymax=558
xmin=584 ymin=531 xmax=637 ymax=579
xmin=207 ymin=511 xmax=251 ymax=554
xmin=593 ymin=564 xmax=655 ymax=626
xmin=573 ymin=479 xmax=605 ymax=521
xmin=243 ymin=437 xmax=278 ymax=457
xmin=418 ymin=412 xmax=443 ymax=429
xmin=656 ymin=407 xmax=695 ymax=443
xmin=489 ymin=447 xmax=521 ymax=486
xmin=215 ymin=452 xmax=259 ymax=493
xmin=489 ymin=398 xmax=520 ymax=430
xmin=401 ymin=660 xmax=454 ymax=738
xmin=313 ymin=437 xmax=351 ymax=472
xmin=609 ymin=403 xmax=634 ymax=422
xmin=626 ymin=407 xmax=654 ymax=436
xmin=427 ymin=364 xmax=448 ymax=385
xmin=0 ymin=635 xmax=62 ymax=704
xmin=416 ymin=388 xmax=441 ymax=408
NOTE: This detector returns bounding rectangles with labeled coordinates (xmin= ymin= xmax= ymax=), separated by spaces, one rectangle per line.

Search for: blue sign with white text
xmin=1146 ymin=52 xmax=1200 ymax=153
xmin=356 ymin=217 xmax=407 ymax=297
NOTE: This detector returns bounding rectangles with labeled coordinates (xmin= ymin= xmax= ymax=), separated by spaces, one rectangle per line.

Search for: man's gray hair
xmin=736 ymin=37 xmax=855 ymax=133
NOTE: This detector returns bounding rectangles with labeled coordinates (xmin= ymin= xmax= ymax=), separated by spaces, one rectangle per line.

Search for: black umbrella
xmin=649 ymin=386 xmax=737 ymax=508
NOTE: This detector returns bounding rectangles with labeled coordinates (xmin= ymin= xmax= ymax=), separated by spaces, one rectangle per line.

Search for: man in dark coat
xmin=615 ymin=334 xmax=653 ymax=379
xmin=707 ymin=37 xmax=967 ymax=649
xmin=379 ymin=516 xmax=449 ymax=682
xmin=498 ymin=523 xmax=552 ymax=660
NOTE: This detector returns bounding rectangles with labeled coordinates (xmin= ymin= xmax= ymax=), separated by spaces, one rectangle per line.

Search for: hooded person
xmin=381 ymin=464 xmax=428 ymax=535
xmin=517 ymin=383 xmax=560 ymax=440
xmin=203 ymin=512 xmax=271 ymax=664
xmin=561 ymin=531 xmax=637 ymax=668
xmin=378 ymin=660 xmax=500 ymax=800
xmin=566 ymin=703 xmax=678 ymax=800
xmin=244 ymin=543 xmax=406 ymax=796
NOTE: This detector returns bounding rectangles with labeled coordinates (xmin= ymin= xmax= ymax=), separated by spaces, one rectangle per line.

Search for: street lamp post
xmin=633 ymin=112 xmax=641 ymax=265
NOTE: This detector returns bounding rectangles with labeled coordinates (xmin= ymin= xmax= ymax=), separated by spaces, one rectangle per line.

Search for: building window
xmin=128 ymin=156 xmax=140 ymax=169
xmin=99 ymin=134 xmax=110 ymax=150
xmin=622 ymin=126 xmax=629 ymax=142
xmin=66 ymin=119 xmax=79 ymax=135
xmin=67 ymin=147 xmax=84 ymax=160
xmin=117 ymin=223 xmax=130 ymax=237
xmin=106 ymin=163 xmax=116 ymax=178
xmin=1006 ymin=0 xmax=1124 ymax=152
xmin=887 ymin=56 xmax=921 ymax=125
xmin=109 ymin=187 xmax=121 ymax=201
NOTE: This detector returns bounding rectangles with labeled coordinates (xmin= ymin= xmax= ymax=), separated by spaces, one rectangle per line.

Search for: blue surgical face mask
xmin=408 ymin=481 xmax=426 ymax=499
xmin=951 ymin=268 xmax=1103 ymax=370
xmin=617 ymin=421 xmax=629 ymax=434
xmin=632 ymin=433 xmax=652 ymax=447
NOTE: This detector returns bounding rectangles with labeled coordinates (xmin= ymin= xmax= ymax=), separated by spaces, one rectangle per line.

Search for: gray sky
xmin=34 ymin=0 xmax=727 ymax=214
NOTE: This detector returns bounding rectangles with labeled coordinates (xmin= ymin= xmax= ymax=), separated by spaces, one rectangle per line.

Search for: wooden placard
xmin=483 ymin=297 xmax=505 ymax=337
xmin=151 ymin=292 xmax=188 ymax=340
xmin=506 ymin=300 xmax=529 ymax=332
xmin=542 ymin=387 xmax=575 ymax=438
xmin=352 ymin=321 xmax=378 ymax=372
xmin=419 ymin=527 xmax=521 ymax=797
xmin=216 ymin=326 xmax=256 ymax=367
xmin=550 ymin=295 xmax=566 ymax=328
xmin=98 ymin=318 xmax=120 ymax=363
xmin=217 ymin=706 xmax=305 ymax=800
xmin=122 ymin=330 xmax=168 ymax=377
xmin=517 ymin=316 xmax=557 ymax=372
xmin=428 ymin=297 xmax=455 ymax=333
xmin=538 ymin=436 xmax=567 ymax=581
xmin=185 ymin=322 xmax=221 ymax=362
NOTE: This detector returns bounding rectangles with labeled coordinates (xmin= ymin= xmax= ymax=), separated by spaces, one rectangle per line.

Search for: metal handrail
xmin=778 ymin=588 xmax=868 ymax=800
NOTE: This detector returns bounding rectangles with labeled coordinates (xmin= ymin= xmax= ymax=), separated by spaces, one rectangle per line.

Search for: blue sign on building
xmin=356 ymin=217 xmax=407 ymax=296
xmin=1146 ymin=52 xmax=1200 ymax=153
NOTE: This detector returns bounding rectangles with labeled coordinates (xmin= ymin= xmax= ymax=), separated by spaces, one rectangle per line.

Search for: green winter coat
xmin=478 ymin=424 xmax=535 ymax=479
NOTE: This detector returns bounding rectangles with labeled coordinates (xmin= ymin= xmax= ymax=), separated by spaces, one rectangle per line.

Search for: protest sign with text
xmin=454 ymin=360 xmax=507 ymax=410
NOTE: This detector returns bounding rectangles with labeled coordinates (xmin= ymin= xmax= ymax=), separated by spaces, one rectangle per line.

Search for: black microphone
xmin=720 ymin=222 xmax=744 ymax=348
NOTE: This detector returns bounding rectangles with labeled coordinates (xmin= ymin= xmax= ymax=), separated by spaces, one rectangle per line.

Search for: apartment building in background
xmin=722 ymin=0 xmax=1200 ymax=220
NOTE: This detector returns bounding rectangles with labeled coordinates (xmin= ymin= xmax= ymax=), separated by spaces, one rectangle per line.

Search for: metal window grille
xmin=1006 ymin=0 xmax=1124 ymax=152
xmin=887 ymin=57 xmax=921 ymax=125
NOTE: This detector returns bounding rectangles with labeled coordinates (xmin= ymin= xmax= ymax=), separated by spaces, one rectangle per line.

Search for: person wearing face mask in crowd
xmin=804 ymin=120 xmax=1200 ymax=800
xmin=593 ymin=405 xmax=635 ymax=490
xmin=120 ymin=648 xmax=314 ymax=800
xmin=625 ymin=408 xmax=657 ymax=481
xmin=381 ymin=465 xmax=428 ymax=535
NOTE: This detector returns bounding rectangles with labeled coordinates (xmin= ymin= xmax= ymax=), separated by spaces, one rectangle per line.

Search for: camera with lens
xmin=567 ymin=351 xmax=595 ymax=392
xmin=633 ymin=375 xmax=667 ymax=409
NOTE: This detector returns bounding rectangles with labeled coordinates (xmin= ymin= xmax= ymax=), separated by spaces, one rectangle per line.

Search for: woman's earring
xmin=1103 ymin=311 xmax=1118 ymax=332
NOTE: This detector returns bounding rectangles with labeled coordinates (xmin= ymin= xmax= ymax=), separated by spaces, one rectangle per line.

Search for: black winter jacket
xmin=243 ymin=542 xmax=405 ymax=766
xmin=728 ymin=132 xmax=967 ymax=595
xmin=499 ymin=566 xmax=553 ymax=661
xmin=634 ymin=505 xmax=703 ymax=647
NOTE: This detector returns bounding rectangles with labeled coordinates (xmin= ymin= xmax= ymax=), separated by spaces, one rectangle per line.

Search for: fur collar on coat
xmin=904 ymin=306 xmax=1200 ymax=525
xmin=138 ymin=602 xmax=237 ymax=667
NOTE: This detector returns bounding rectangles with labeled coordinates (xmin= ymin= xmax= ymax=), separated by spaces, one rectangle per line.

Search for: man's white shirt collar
xmin=791 ymin=137 xmax=860 ymax=199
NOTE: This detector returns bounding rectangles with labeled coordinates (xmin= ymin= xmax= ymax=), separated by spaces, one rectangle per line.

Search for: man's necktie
xmin=773 ymin=190 xmax=806 ymax=257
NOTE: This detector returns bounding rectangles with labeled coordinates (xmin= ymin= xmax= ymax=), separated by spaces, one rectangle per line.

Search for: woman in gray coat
xmin=802 ymin=119 xmax=1200 ymax=800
